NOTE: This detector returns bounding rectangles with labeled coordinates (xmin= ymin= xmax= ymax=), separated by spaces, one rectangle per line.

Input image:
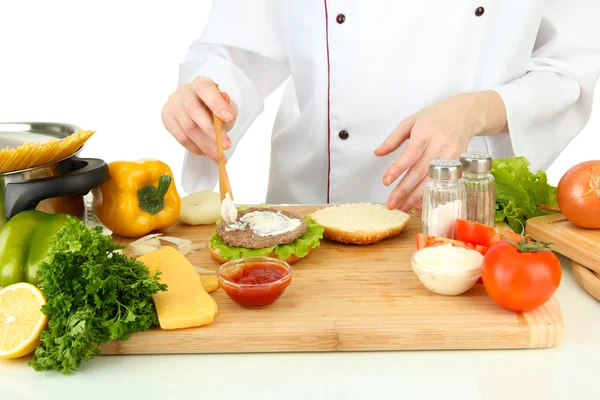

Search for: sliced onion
xmin=128 ymin=233 xmax=207 ymax=258
xmin=179 ymin=242 xmax=208 ymax=256
xmin=144 ymin=238 xmax=162 ymax=248
xmin=193 ymin=265 xmax=217 ymax=275
xmin=131 ymin=243 xmax=161 ymax=256
xmin=158 ymin=236 xmax=193 ymax=248
xmin=130 ymin=233 xmax=163 ymax=246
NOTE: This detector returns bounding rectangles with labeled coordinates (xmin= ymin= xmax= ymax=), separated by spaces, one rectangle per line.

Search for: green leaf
xmin=28 ymin=218 xmax=166 ymax=375
xmin=209 ymin=216 xmax=324 ymax=260
xmin=491 ymin=157 xmax=558 ymax=232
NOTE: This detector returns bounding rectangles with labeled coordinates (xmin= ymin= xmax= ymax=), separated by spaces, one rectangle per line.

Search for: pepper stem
xmin=137 ymin=174 xmax=172 ymax=215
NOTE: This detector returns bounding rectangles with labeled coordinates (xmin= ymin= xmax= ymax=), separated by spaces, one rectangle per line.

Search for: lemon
xmin=0 ymin=282 xmax=48 ymax=359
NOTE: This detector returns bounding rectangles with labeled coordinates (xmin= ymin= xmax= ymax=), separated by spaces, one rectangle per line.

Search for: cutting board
xmin=572 ymin=261 xmax=600 ymax=302
xmin=527 ymin=213 xmax=600 ymax=301
xmin=100 ymin=206 xmax=564 ymax=355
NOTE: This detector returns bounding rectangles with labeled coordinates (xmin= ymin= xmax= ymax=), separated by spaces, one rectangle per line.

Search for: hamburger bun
xmin=209 ymin=207 xmax=321 ymax=264
xmin=310 ymin=203 xmax=410 ymax=245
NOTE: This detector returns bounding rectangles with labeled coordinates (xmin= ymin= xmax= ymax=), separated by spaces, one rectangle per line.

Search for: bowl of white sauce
xmin=411 ymin=244 xmax=484 ymax=296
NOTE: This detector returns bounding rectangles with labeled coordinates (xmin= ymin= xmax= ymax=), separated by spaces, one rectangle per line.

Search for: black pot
xmin=0 ymin=122 xmax=109 ymax=228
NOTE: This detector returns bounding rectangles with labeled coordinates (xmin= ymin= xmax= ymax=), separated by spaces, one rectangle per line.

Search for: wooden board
xmin=527 ymin=213 xmax=600 ymax=275
xmin=100 ymin=206 xmax=564 ymax=355
xmin=572 ymin=261 xmax=600 ymax=302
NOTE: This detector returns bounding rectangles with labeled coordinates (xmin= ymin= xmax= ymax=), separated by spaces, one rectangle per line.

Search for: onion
xmin=159 ymin=236 xmax=193 ymax=248
xmin=179 ymin=190 xmax=222 ymax=225
xmin=179 ymin=243 xmax=208 ymax=256
xmin=193 ymin=265 xmax=217 ymax=275
xmin=131 ymin=243 xmax=161 ymax=256
xmin=128 ymin=233 xmax=207 ymax=258
xmin=144 ymin=238 xmax=162 ymax=248
xmin=130 ymin=233 xmax=163 ymax=246
xmin=557 ymin=160 xmax=600 ymax=228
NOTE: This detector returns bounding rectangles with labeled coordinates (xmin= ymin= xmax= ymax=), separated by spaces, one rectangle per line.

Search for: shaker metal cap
xmin=459 ymin=151 xmax=492 ymax=173
xmin=428 ymin=159 xmax=462 ymax=181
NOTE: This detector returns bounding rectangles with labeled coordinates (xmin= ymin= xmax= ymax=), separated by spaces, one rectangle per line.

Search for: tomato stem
xmin=500 ymin=231 xmax=553 ymax=253
xmin=494 ymin=218 xmax=554 ymax=253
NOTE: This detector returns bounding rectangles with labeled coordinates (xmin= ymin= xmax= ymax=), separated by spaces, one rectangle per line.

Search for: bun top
xmin=310 ymin=203 xmax=410 ymax=237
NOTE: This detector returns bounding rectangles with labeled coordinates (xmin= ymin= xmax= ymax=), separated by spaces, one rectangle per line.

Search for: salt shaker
xmin=459 ymin=151 xmax=496 ymax=226
xmin=422 ymin=159 xmax=466 ymax=239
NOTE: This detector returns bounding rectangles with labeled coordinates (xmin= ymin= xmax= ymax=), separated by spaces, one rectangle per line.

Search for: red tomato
xmin=415 ymin=233 xmax=428 ymax=249
xmin=455 ymin=219 xmax=521 ymax=248
xmin=557 ymin=160 xmax=600 ymax=229
xmin=415 ymin=234 xmax=487 ymax=255
xmin=481 ymin=240 xmax=562 ymax=312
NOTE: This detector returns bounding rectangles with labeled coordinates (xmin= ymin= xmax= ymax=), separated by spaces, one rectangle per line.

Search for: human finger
xmin=192 ymin=76 xmax=234 ymax=122
xmin=381 ymin=137 xmax=427 ymax=187
xmin=396 ymin=176 xmax=429 ymax=212
xmin=388 ymin=146 xmax=432 ymax=203
xmin=162 ymin=112 xmax=204 ymax=155
xmin=374 ymin=115 xmax=415 ymax=157
xmin=221 ymin=91 xmax=231 ymax=104
xmin=222 ymin=96 xmax=238 ymax=133
xmin=179 ymin=85 xmax=232 ymax=150
xmin=385 ymin=152 xmax=429 ymax=210
xmin=173 ymin=107 xmax=221 ymax=163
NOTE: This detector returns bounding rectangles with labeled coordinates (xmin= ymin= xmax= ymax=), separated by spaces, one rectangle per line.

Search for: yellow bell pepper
xmin=92 ymin=160 xmax=181 ymax=237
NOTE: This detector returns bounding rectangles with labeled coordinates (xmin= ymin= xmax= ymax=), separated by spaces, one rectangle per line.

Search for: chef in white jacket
xmin=162 ymin=1 xmax=600 ymax=211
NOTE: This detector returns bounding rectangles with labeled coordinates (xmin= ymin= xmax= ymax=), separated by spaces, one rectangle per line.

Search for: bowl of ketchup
xmin=217 ymin=257 xmax=293 ymax=308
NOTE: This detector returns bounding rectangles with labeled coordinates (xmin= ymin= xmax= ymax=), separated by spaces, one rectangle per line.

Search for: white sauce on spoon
xmin=221 ymin=193 xmax=238 ymax=225
xmin=225 ymin=210 xmax=302 ymax=237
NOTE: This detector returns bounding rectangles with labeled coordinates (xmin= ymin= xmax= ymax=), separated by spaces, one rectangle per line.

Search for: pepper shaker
xmin=459 ymin=151 xmax=496 ymax=226
xmin=422 ymin=159 xmax=466 ymax=239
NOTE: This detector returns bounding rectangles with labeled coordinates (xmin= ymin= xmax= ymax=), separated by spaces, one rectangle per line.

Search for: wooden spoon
xmin=213 ymin=110 xmax=233 ymax=203
xmin=212 ymin=95 xmax=237 ymax=224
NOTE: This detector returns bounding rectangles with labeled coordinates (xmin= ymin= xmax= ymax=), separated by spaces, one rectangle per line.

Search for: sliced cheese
xmin=138 ymin=246 xmax=217 ymax=330
xmin=200 ymin=275 xmax=219 ymax=293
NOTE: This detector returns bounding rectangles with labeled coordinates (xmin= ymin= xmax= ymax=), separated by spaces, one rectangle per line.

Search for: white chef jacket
xmin=179 ymin=0 xmax=600 ymax=204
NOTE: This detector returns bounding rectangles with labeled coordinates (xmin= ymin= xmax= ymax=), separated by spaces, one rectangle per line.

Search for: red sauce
xmin=220 ymin=262 xmax=292 ymax=308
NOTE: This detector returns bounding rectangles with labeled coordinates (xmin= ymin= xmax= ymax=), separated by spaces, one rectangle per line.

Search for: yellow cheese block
xmin=138 ymin=246 xmax=217 ymax=330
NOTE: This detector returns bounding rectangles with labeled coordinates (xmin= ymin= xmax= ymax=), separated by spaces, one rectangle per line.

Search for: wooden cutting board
xmin=527 ymin=213 xmax=600 ymax=301
xmin=100 ymin=206 xmax=564 ymax=355
xmin=572 ymin=261 xmax=600 ymax=302
xmin=527 ymin=213 xmax=600 ymax=274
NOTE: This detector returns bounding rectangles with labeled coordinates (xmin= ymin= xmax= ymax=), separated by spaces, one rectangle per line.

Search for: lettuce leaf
xmin=209 ymin=216 xmax=324 ymax=260
xmin=491 ymin=156 xmax=558 ymax=232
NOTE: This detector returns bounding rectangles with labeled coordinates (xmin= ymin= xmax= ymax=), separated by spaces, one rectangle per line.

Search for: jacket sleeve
xmin=178 ymin=0 xmax=290 ymax=194
xmin=490 ymin=0 xmax=600 ymax=171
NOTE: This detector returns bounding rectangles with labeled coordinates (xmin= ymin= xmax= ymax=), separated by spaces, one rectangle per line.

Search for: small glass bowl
xmin=217 ymin=256 xmax=293 ymax=309
xmin=411 ymin=249 xmax=482 ymax=296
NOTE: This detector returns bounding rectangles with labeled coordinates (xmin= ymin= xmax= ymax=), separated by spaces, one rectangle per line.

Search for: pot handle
xmin=4 ymin=158 xmax=109 ymax=220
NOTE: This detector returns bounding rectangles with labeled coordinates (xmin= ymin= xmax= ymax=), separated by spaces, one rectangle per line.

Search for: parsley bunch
xmin=28 ymin=218 xmax=167 ymax=374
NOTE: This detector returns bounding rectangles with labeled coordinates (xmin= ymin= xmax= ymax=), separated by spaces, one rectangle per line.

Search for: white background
xmin=0 ymin=0 xmax=598 ymax=204
xmin=1 ymin=4 xmax=600 ymax=399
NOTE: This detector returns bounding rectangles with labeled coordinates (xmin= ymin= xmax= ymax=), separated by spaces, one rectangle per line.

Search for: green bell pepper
xmin=0 ymin=179 xmax=6 ymax=229
xmin=0 ymin=210 xmax=71 ymax=288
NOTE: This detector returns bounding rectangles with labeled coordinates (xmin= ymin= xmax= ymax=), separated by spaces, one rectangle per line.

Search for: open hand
xmin=161 ymin=76 xmax=238 ymax=162
xmin=375 ymin=91 xmax=507 ymax=212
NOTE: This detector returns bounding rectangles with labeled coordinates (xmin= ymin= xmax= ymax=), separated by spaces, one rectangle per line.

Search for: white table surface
xmin=3 ymin=255 xmax=600 ymax=400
